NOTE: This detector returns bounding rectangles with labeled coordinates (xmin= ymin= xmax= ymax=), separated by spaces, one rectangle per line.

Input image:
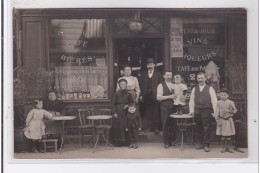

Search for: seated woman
xmin=43 ymin=90 xmax=65 ymax=147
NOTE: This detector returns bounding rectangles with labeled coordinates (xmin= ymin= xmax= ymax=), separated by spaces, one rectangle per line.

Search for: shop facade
xmin=13 ymin=9 xmax=247 ymax=147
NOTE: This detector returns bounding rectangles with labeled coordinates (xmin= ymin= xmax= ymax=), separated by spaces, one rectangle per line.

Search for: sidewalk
xmin=14 ymin=131 xmax=247 ymax=159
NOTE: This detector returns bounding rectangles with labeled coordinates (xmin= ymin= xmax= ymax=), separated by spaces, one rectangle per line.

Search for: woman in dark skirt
xmin=111 ymin=79 xmax=134 ymax=146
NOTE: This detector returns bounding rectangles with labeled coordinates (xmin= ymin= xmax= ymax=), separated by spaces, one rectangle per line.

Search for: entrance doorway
xmin=114 ymin=38 xmax=164 ymax=79
xmin=114 ymin=38 xmax=164 ymax=130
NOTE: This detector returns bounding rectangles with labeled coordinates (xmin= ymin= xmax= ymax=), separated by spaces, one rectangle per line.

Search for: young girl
xmin=125 ymin=104 xmax=142 ymax=149
xmin=172 ymin=74 xmax=188 ymax=115
xmin=111 ymin=79 xmax=134 ymax=146
xmin=214 ymin=88 xmax=237 ymax=153
xmin=24 ymin=100 xmax=53 ymax=153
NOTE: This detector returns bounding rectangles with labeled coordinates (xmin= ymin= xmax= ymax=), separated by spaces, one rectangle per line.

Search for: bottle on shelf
xmin=61 ymin=88 xmax=66 ymax=100
xmin=73 ymin=87 xmax=78 ymax=99
xmin=86 ymin=87 xmax=91 ymax=99
xmin=65 ymin=89 xmax=70 ymax=100
xmin=82 ymin=88 xmax=87 ymax=99
xmin=56 ymin=88 xmax=62 ymax=100
xmin=78 ymin=87 xmax=83 ymax=99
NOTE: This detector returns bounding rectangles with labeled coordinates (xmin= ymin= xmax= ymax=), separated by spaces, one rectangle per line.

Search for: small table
xmin=170 ymin=114 xmax=195 ymax=151
xmin=87 ymin=115 xmax=113 ymax=152
xmin=50 ymin=116 xmax=76 ymax=152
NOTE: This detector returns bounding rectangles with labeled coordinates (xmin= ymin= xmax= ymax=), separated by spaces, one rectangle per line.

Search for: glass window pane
xmin=49 ymin=19 xmax=108 ymax=100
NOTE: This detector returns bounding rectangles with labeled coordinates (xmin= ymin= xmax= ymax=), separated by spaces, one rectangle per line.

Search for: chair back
xmin=77 ymin=108 xmax=93 ymax=126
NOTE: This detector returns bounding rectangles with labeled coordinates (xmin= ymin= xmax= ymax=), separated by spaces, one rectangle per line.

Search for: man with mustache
xmin=157 ymin=71 xmax=177 ymax=148
xmin=189 ymin=72 xmax=217 ymax=152
xmin=140 ymin=58 xmax=163 ymax=133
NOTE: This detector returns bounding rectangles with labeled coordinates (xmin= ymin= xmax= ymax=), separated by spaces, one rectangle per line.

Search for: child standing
xmin=125 ymin=104 xmax=142 ymax=149
xmin=172 ymin=74 xmax=188 ymax=115
xmin=24 ymin=100 xmax=53 ymax=153
xmin=214 ymin=88 xmax=237 ymax=153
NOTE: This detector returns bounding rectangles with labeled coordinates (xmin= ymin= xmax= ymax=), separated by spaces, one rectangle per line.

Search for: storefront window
xmin=49 ymin=19 xmax=108 ymax=100
xmin=170 ymin=18 xmax=225 ymax=95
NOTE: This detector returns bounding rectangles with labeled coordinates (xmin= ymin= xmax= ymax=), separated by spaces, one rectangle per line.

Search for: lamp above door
xmin=129 ymin=10 xmax=143 ymax=32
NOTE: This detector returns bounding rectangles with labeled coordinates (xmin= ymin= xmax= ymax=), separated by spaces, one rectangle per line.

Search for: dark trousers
xmin=127 ymin=119 xmax=138 ymax=142
xmin=194 ymin=107 xmax=215 ymax=146
xmin=143 ymin=92 xmax=160 ymax=129
xmin=160 ymin=104 xmax=177 ymax=145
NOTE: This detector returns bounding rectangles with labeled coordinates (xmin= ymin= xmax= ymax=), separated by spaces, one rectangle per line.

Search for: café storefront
xmin=13 ymin=9 xmax=247 ymax=149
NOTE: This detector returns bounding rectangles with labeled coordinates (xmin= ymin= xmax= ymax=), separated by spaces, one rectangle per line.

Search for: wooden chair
xmin=42 ymin=139 xmax=58 ymax=153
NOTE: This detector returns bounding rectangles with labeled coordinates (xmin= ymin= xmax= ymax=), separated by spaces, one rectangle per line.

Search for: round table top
xmin=51 ymin=116 xmax=76 ymax=121
xmin=87 ymin=115 xmax=112 ymax=120
xmin=170 ymin=114 xmax=194 ymax=119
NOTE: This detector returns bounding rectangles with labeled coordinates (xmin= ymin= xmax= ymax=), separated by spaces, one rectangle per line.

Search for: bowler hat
xmin=146 ymin=58 xmax=155 ymax=64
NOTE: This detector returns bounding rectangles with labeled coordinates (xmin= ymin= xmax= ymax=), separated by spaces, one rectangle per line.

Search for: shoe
xmin=32 ymin=147 xmax=39 ymax=153
xmin=204 ymin=146 xmax=210 ymax=152
xmin=144 ymin=128 xmax=151 ymax=133
xmin=154 ymin=128 xmax=160 ymax=134
xmin=133 ymin=142 xmax=138 ymax=149
xmin=221 ymin=146 xmax=226 ymax=153
xmin=226 ymin=140 xmax=234 ymax=153
xmin=195 ymin=144 xmax=204 ymax=150
xmin=128 ymin=142 xmax=134 ymax=148
xmin=164 ymin=144 xmax=170 ymax=149
xmin=173 ymin=111 xmax=179 ymax=115
xmin=171 ymin=142 xmax=178 ymax=147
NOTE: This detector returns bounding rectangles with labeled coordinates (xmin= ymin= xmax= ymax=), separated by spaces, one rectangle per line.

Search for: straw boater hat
xmin=146 ymin=58 xmax=155 ymax=64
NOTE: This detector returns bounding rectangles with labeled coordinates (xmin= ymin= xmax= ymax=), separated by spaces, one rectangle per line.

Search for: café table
xmin=50 ymin=116 xmax=77 ymax=152
xmin=86 ymin=115 xmax=113 ymax=152
xmin=170 ymin=114 xmax=195 ymax=151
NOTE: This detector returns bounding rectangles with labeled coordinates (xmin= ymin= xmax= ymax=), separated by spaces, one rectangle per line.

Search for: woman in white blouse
xmin=116 ymin=65 xmax=141 ymax=103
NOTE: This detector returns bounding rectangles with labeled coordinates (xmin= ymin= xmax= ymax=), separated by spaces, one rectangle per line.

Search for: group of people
xmin=23 ymin=91 xmax=65 ymax=153
xmin=24 ymin=58 xmax=238 ymax=154
xmin=111 ymin=58 xmax=238 ymax=153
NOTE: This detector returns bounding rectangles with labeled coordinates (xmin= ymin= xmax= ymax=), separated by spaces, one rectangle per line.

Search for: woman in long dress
xmin=111 ymin=79 xmax=134 ymax=146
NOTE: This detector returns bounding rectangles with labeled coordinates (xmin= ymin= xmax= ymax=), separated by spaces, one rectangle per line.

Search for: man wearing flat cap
xmin=140 ymin=58 xmax=163 ymax=133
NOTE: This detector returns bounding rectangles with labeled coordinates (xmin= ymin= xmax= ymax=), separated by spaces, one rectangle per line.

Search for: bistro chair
xmin=89 ymin=111 xmax=113 ymax=152
xmin=65 ymin=108 xmax=94 ymax=148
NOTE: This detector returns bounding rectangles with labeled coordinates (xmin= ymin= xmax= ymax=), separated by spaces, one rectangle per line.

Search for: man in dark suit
xmin=140 ymin=58 xmax=163 ymax=133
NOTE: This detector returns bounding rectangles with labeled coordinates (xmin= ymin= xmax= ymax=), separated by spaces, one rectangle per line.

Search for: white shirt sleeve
xmin=209 ymin=87 xmax=218 ymax=113
xmin=134 ymin=77 xmax=141 ymax=95
xmin=156 ymin=84 xmax=163 ymax=100
xmin=189 ymin=88 xmax=195 ymax=113
xmin=181 ymin=84 xmax=188 ymax=91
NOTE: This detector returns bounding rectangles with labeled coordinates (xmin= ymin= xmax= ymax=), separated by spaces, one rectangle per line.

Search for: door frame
xmin=111 ymin=34 xmax=168 ymax=93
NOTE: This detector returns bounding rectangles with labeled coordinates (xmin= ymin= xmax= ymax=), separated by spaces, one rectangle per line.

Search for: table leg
xmin=59 ymin=120 xmax=64 ymax=153
xmin=92 ymin=132 xmax=99 ymax=153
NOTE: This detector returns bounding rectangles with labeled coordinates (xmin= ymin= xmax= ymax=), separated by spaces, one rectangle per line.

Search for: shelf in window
xmin=59 ymin=98 xmax=110 ymax=103
xmin=49 ymin=48 xmax=106 ymax=54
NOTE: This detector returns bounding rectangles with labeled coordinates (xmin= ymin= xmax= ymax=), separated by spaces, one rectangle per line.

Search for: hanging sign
xmin=170 ymin=18 xmax=183 ymax=57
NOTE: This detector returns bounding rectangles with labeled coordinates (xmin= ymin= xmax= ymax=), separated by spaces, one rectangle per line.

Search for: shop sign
xmin=170 ymin=18 xmax=183 ymax=57
xmin=50 ymin=54 xmax=106 ymax=64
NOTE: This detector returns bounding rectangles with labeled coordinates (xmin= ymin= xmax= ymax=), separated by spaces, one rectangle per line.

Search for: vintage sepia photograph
xmin=12 ymin=8 xmax=248 ymax=159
